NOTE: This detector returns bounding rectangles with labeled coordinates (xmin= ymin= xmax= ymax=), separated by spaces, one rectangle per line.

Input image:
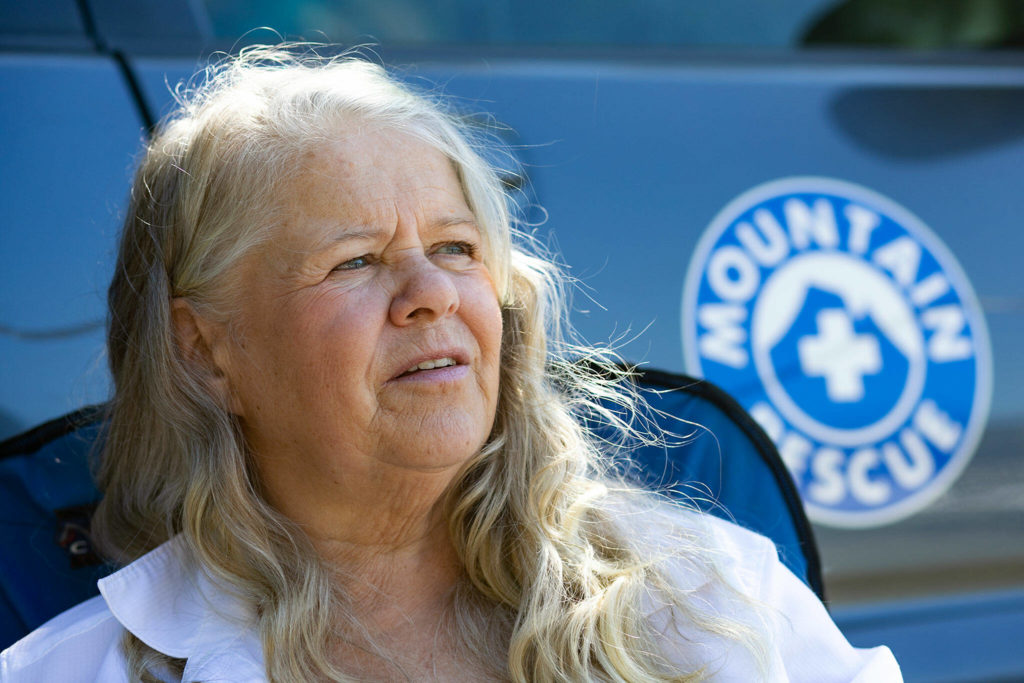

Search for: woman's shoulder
xmin=0 ymin=595 xmax=127 ymax=682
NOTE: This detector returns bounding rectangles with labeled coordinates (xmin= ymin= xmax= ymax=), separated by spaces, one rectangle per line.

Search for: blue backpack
xmin=0 ymin=368 xmax=822 ymax=649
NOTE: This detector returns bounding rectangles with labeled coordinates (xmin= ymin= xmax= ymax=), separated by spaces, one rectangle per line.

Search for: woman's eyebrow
xmin=326 ymin=227 xmax=387 ymax=244
xmin=432 ymin=214 xmax=479 ymax=231
xmin=301 ymin=227 xmax=385 ymax=253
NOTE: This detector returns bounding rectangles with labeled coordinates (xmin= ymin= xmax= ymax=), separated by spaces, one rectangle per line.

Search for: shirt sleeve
xmin=626 ymin=503 xmax=904 ymax=682
xmin=0 ymin=596 xmax=129 ymax=683
xmin=750 ymin=529 xmax=903 ymax=683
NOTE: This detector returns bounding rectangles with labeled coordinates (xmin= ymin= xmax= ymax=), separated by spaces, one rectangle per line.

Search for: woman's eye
xmin=434 ymin=241 xmax=477 ymax=257
xmin=335 ymin=255 xmax=372 ymax=271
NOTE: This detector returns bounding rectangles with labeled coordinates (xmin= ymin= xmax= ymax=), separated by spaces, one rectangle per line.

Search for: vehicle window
xmin=200 ymin=0 xmax=836 ymax=49
xmin=200 ymin=0 xmax=1024 ymax=51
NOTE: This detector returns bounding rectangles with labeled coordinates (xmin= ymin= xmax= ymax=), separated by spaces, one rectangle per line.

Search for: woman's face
xmin=217 ymin=128 xmax=503 ymax=515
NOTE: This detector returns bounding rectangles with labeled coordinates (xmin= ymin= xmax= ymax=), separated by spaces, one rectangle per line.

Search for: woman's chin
xmin=379 ymin=429 xmax=489 ymax=473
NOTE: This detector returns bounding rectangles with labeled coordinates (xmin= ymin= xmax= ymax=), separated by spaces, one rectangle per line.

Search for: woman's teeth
xmin=405 ymin=357 xmax=457 ymax=375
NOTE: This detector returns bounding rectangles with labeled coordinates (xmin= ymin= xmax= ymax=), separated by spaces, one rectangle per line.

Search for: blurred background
xmin=2 ymin=1 xmax=1022 ymax=680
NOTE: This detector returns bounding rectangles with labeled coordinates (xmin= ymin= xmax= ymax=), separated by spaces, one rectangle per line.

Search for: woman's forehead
xmin=260 ymin=130 xmax=477 ymax=252
xmin=296 ymin=130 xmax=463 ymax=205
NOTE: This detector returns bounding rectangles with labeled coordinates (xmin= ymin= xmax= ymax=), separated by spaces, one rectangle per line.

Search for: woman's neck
xmin=316 ymin=512 xmax=461 ymax=628
xmin=277 ymin=462 xmax=463 ymax=631
xmin=317 ymin=516 xmax=490 ymax=681
xmin=254 ymin=449 xmax=489 ymax=675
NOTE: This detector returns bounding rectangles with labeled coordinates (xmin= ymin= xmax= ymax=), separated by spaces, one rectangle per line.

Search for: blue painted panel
xmin=133 ymin=56 xmax=198 ymax=119
xmin=834 ymin=590 xmax=1024 ymax=682
xmin=0 ymin=54 xmax=144 ymax=437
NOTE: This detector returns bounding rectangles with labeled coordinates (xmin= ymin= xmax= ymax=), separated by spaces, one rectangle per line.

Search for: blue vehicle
xmin=2 ymin=2 xmax=1022 ymax=680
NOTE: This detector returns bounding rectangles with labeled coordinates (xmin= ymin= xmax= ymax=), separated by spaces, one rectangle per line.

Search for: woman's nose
xmin=388 ymin=256 xmax=460 ymax=326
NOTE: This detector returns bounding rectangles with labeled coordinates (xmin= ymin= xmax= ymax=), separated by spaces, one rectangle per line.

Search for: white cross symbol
xmin=798 ymin=308 xmax=882 ymax=403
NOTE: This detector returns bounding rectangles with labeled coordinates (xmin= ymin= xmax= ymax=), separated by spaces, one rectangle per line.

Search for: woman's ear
xmin=170 ymin=298 xmax=244 ymax=416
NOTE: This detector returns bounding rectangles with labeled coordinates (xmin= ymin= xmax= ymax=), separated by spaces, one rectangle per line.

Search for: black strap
xmin=0 ymin=404 xmax=107 ymax=460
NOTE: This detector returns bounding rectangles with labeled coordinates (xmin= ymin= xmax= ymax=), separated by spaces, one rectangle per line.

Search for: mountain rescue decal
xmin=682 ymin=177 xmax=992 ymax=528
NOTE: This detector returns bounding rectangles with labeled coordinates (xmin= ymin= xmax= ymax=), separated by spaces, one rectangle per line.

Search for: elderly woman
xmin=1 ymin=47 xmax=899 ymax=682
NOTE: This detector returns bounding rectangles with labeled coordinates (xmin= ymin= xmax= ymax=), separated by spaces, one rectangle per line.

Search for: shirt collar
xmin=97 ymin=535 xmax=266 ymax=681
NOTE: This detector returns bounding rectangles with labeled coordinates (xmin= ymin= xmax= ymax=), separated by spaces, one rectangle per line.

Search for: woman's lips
xmin=391 ymin=362 xmax=469 ymax=384
xmin=388 ymin=349 xmax=471 ymax=383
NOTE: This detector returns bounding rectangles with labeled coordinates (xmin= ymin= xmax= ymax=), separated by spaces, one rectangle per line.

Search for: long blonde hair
xmin=95 ymin=45 xmax=766 ymax=682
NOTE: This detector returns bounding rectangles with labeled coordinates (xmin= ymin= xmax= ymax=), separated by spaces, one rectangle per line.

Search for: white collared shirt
xmin=0 ymin=535 xmax=265 ymax=682
xmin=0 ymin=510 xmax=901 ymax=682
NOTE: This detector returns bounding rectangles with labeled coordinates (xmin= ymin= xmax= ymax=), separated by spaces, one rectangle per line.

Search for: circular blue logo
xmin=682 ymin=177 xmax=992 ymax=528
